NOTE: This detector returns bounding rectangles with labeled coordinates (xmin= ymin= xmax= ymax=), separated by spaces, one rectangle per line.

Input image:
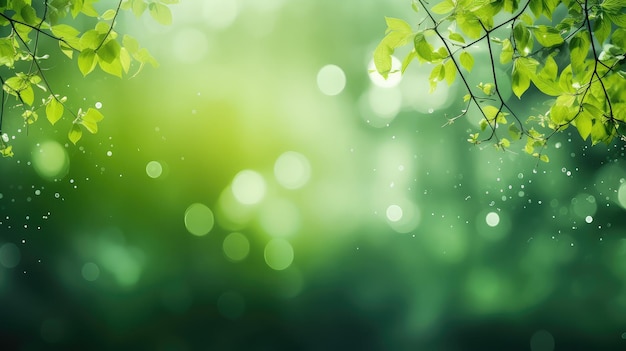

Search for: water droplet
xmin=485 ymin=212 xmax=500 ymax=227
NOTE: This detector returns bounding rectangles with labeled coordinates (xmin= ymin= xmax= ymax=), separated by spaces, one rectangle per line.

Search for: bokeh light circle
xmin=223 ymin=232 xmax=250 ymax=261
xmin=184 ymin=203 xmax=215 ymax=236
xmin=146 ymin=161 xmax=163 ymax=178
xmin=81 ymin=262 xmax=100 ymax=281
xmin=274 ymin=151 xmax=311 ymax=189
xmin=317 ymin=64 xmax=346 ymax=96
xmin=264 ymin=239 xmax=294 ymax=270
xmin=232 ymin=170 xmax=266 ymax=205
xmin=485 ymin=212 xmax=500 ymax=227
xmin=617 ymin=182 xmax=626 ymax=209
xmin=32 ymin=141 xmax=69 ymax=181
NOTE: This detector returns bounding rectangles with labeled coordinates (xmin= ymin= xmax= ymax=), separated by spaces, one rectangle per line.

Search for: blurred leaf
xmin=46 ymin=97 xmax=64 ymax=125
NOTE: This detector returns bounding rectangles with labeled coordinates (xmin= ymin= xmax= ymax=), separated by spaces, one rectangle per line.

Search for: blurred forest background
xmin=1 ymin=0 xmax=626 ymax=350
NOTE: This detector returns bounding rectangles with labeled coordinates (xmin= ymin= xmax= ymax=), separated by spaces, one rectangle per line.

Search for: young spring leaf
xmin=46 ymin=97 xmax=64 ymax=125
xmin=460 ymin=51 xmax=474 ymax=72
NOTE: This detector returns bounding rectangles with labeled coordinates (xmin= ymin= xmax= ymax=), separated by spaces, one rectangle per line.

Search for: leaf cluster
xmin=0 ymin=0 xmax=177 ymax=157
xmin=374 ymin=0 xmax=626 ymax=162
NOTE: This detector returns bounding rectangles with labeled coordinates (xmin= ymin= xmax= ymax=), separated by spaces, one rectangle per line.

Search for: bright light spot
xmin=95 ymin=102 xmax=102 ymax=109
xmin=618 ymin=183 xmax=626 ymax=209
xmin=184 ymin=203 xmax=215 ymax=236
xmin=368 ymin=56 xmax=402 ymax=88
xmin=232 ymin=170 xmax=266 ymax=205
xmin=172 ymin=27 xmax=209 ymax=64
xmin=530 ymin=330 xmax=555 ymax=351
xmin=223 ymin=232 xmax=250 ymax=261
xmin=317 ymin=64 xmax=346 ymax=96
xmin=217 ymin=291 xmax=245 ymax=320
xmin=585 ymin=215 xmax=593 ymax=223
xmin=274 ymin=151 xmax=311 ymax=189
xmin=259 ymin=198 xmax=301 ymax=237
xmin=81 ymin=262 xmax=100 ymax=281
xmin=0 ymin=243 xmax=20 ymax=268
xmin=32 ymin=141 xmax=69 ymax=181
xmin=369 ymin=85 xmax=402 ymax=120
xmin=1 ymin=133 xmax=8 ymax=142
xmin=486 ymin=212 xmax=500 ymax=227
xmin=106 ymin=151 xmax=113 ymax=157
xmin=202 ymin=0 xmax=239 ymax=29
xmin=264 ymin=239 xmax=294 ymax=270
xmin=386 ymin=204 xmax=403 ymax=222
xmin=146 ymin=161 xmax=163 ymax=179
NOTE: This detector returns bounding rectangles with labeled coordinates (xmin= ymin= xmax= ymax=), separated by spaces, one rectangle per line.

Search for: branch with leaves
xmin=374 ymin=0 xmax=626 ymax=162
xmin=0 ymin=0 xmax=177 ymax=157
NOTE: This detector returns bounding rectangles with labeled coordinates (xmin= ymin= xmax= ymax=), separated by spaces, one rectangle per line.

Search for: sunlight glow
xmin=232 ymin=170 xmax=266 ymax=205
xmin=32 ymin=141 xmax=69 ymax=181
xmin=317 ymin=64 xmax=346 ymax=96
xmin=274 ymin=151 xmax=311 ymax=189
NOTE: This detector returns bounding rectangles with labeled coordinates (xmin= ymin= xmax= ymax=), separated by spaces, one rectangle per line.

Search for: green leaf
xmin=449 ymin=32 xmax=465 ymax=43
xmin=512 ymin=63 xmax=530 ymax=98
xmin=101 ymin=9 xmax=117 ymax=20
xmin=98 ymin=57 xmax=123 ymax=77
xmin=80 ymin=29 xmax=105 ymax=50
xmin=71 ymin=0 xmax=83 ymax=18
xmin=78 ymin=49 xmax=97 ymax=76
xmin=120 ymin=47 xmax=131 ymax=73
xmin=373 ymin=42 xmax=393 ymax=79
xmin=123 ymin=35 xmax=140 ymax=54
xmin=20 ymin=5 xmax=38 ymax=25
xmin=570 ymin=31 xmax=590 ymax=74
xmin=385 ymin=17 xmax=412 ymax=35
xmin=20 ymin=85 xmax=34 ymax=106
xmin=508 ymin=123 xmax=521 ymax=139
xmin=431 ymin=0 xmax=455 ymax=14
xmin=531 ymin=25 xmax=564 ymax=47
xmin=500 ymin=38 xmax=513 ymax=64
xmin=69 ymin=124 xmax=82 ymax=144
xmin=414 ymin=32 xmax=434 ymax=62
xmin=444 ymin=59 xmax=456 ymax=85
xmin=593 ymin=14 xmax=612 ymax=45
xmin=401 ymin=50 xmax=417 ymax=74
xmin=46 ymin=97 xmax=64 ymax=125
xmin=457 ymin=13 xmax=482 ymax=39
xmin=132 ymin=0 xmax=147 ymax=17
xmin=80 ymin=108 xmax=104 ymax=133
xmin=0 ymin=145 xmax=14 ymax=157
xmin=576 ymin=109 xmax=593 ymax=140
xmin=149 ymin=2 xmax=172 ymax=25
xmin=428 ymin=63 xmax=445 ymax=92
xmin=97 ymin=39 xmax=121 ymax=63
xmin=460 ymin=51 xmax=474 ymax=71
xmin=531 ymin=55 xmax=562 ymax=96
xmin=539 ymin=154 xmax=549 ymax=163
xmin=513 ymin=22 xmax=532 ymax=55
xmin=0 ymin=38 xmax=15 ymax=66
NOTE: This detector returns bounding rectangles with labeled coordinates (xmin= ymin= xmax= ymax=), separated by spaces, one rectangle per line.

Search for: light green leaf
xmin=20 ymin=85 xmax=34 ymax=106
xmin=531 ymin=25 xmax=564 ymax=47
xmin=80 ymin=108 xmax=104 ymax=133
xmin=101 ymin=9 xmax=117 ymax=20
xmin=414 ymin=32 xmax=434 ymax=61
xmin=132 ymin=0 xmax=148 ymax=17
xmin=401 ymin=49 xmax=417 ymax=74
xmin=98 ymin=57 xmax=123 ymax=77
xmin=512 ymin=60 xmax=531 ymax=98
xmin=500 ymin=38 xmax=513 ymax=64
xmin=385 ymin=17 xmax=412 ymax=35
xmin=593 ymin=14 xmax=611 ymax=45
xmin=539 ymin=154 xmax=549 ymax=163
xmin=449 ymin=32 xmax=465 ymax=43
xmin=149 ymin=2 xmax=172 ymax=25
xmin=576 ymin=109 xmax=593 ymax=140
xmin=444 ymin=59 xmax=456 ymax=85
xmin=428 ymin=63 xmax=445 ymax=92
xmin=431 ymin=0 xmax=455 ymax=14
xmin=123 ymin=35 xmax=140 ymax=54
xmin=46 ymin=97 xmax=64 ymax=125
xmin=570 ymin=31 xmax=590 ymax=74
xmin=373 ymin=42 xmax=393 ymax=79
xmin=120 ymin=47 xmax=131 ymax=73
xmin=80 ymin=29 xmax=105 ymax=50
xmin=69 ymin=124 xmax=82 ymax=144
xmin=78 ymin=49 xmax=97 ymax=76
xmin=20 ymin=5 xmax=38 ymax=25
xmin=457 ymin=13 xmax=482 ymax=39
xmin=460 ymin=51 xmax=474 ymax=71
xmin=97 ymin=39 xmax=121 ymax=63
xmin=508 ymin=123 xmax=521 ymax=139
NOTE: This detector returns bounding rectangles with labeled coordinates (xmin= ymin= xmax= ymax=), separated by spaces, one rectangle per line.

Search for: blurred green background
xmin=1 ymin=0 xmax=626 ymax=350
